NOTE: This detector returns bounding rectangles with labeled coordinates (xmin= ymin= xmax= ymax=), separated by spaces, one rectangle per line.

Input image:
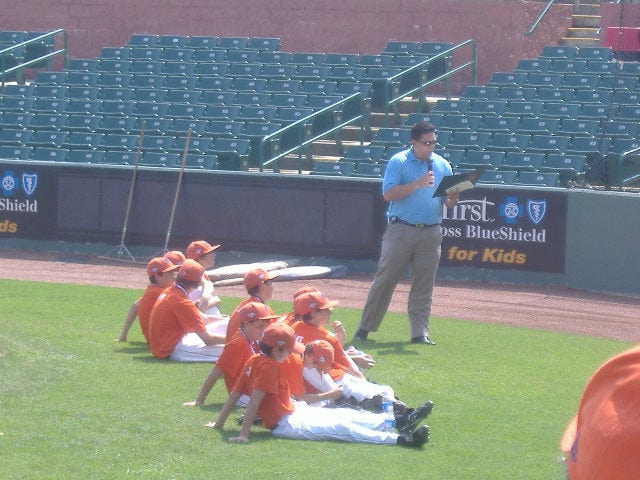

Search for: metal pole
xmin=160 ymin=129 xmax=191 ymax=254
xmin=98 ymin=121 xmax=146 ymax=263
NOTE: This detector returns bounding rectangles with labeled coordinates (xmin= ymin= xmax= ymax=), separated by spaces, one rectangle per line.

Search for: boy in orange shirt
xmin=184 ymin=302 xmax=279 ymax=407
xmin=211 ymin=323 xmax=429 ymax=447
xmin=148 ymin=259 xmax=226 ymax=362
xmin=225 ymin=268 xmax=278 ymax=342
xmin=116 ymin=256 xmax=179 ymax=343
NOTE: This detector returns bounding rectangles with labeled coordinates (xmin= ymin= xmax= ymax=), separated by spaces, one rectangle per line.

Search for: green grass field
xmin=0 ymin=279 xmax=630 ymax=479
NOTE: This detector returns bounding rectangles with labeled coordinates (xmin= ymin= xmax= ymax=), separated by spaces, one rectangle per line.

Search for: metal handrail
xmin=259 ymin=92 xmax=367 ymax=172
xmin=526 ymin=0 xmax=556 ymax=35
xmin=382 ymin=39 xmax=477 ymax=124
xmin=0 ymin=29 xmax=68 ymax=85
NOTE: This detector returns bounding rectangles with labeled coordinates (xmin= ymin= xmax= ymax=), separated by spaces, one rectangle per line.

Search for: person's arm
xmin=229 ymin=389 xmax=266 ymax=443
xmin=295 ymin=385 xmax=343 ymax=404
xmin=383 ymin=172 xmax=435 ymax=202
xmin=208 ymin=390 xmax=242 ymax=429
xmin=195 ymin=328 xmax=225 ymax=346
xmin=183 ymin=365 xmax=223 ymax=406
xmin=331 ymin=320 xmax=346 ymax=346
xmin=115 ymin=300 xmax=139 ymax=342
xmin=196 ymin=280 xmax=220 ymax=313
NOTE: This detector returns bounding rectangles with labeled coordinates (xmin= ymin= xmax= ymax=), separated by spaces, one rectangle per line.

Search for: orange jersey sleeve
xmin=137 ymin=284 xmax=165 ymax=342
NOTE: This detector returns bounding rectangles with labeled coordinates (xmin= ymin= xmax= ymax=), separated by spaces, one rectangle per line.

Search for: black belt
xmin=388 ymin=216 xmax=439 ymax=229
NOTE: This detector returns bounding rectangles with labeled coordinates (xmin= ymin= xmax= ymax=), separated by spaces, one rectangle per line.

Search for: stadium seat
xmin=128 ymin=34 xmax=158 ymax=47
xmin=502 ymin=100 xmax=544 ymax=118
xmin=160 ymin=48 xmax=195 ymax=63
xmin=535 ymin=87 xmax=574 ymax=103
xmin=66 ymin=86 xmax=99 ymax=100
xmin=258 ymin=50 xmax=292 ymax=65
xmin=247 ymin=37 xmax=280 ymax=51
xmin=514 ymin=58 xmax=551 ymax=72
xmin=539 ymin=45 xmax=577 ymax=59
xmin=526 ymin=134 xmax=570 ymax=154
xmin=140 ymin=151 xmax=180 ymax=167
xmin=192 ymin=49 xmax=227 ymax=63
xmin=167 ymin=118 xmax=209 ymax=137
xmin=541 ymin=153 xmax=586 ymax=186
xmin=384 ymin=41 xmax=420 ymax=56
xmin=579 ymin=103 xmax=612 ymax=120
xmin=611 ymin=138 xmax=640 ymax=154
xmin=31 ymin=98 xmax=67 ymax=114
xmin=131 ymin=87 xmax=167 ymax=103
xmin=184 ymin=153 xmax=218 ymax=170
xmin=573 ymin=89 xmax=611 ymax=104
xmin=132 ymin=101 xmax=170 ymax=118
xmin=170 ymin=135 xmax=212 ymax=154
xmin=234 ymin=92 xmax=271 ymax=106
xmin=102 ymin=150 xmax=138 ymax=165
xmin=99 ymin=87 xmax=134 ymax=103
xmin=516 ymin=117 xmax=559 ymax=135
xmin=438 ymin=149 xmax=465 ymax=167
xmin=201 ymin=105 xmax=241 ymax=121
xmin=218 ymin=36 xmax=249 ymax=50
xmin=31 ymin=147 xmax=69 ymax=162
xmin=209 ymin=137 xmax=251 ymax=170
xmin=231 ymin=77 xmax=268 ymax=93
xmin=186 ymin=36 xmax=219 ymax=49
xmin=65 ymin=71 xmax=100 ymax=86
xmin=458 ymin=150 xmax=505 ymax=170
xmin=496 ymin=86 xmax=537 ymax=101
xmin=157 ymin=35 xmax=188 ymax=49
xmin=0 ymin=112 xmax=34 ymax=130
xmin=616 ymin=105 xmax=640 ymax=122
xmin=63 ymin=132 xmax=105 ymax=149
xmin=525 ymin=72 xmax=563 ymax=88
xmin=227 ymin=49 xmax=259 ymax=64
xmin=599 ymin=74 xmax=638 ymax=91
xmin=167 ymin=103 xmax=206 ymax=119
xmin=351 ymin=163 xmax=386 ymax=178
xmin=612 ymin=90 xmax=640 ymax=105
xmin=258 ymin=63 xmax=297 ymax=79
xmin=29 ymin=130 xmax=68 ymax=148
xmin=65 ymin=99 xmax=101 ymax=115
xmin=485 ymin=133 xmax=530 ymax=152
xmin=566 ymin=137 xmax=610 ymax=156
xmin=29 ymin=113 xmax=64 ymax=131
xmin=462 ymin=85 xmax=499 ymax=100
xmin=431 ymin=98 xmax=471 ymax=114
xmin=0 ymin=145 xmax=33 ymax=160
xmin=576 ymin=47 xmax=613 ymax=61
xmin=549 ymin=59 xmax=586 ymax=74
xmin=0 ymin=128 xmax=33 ymax=145
xmin=403 ymin=112 xmax=444 ymax=128
xmin=161 ymin=61 xmax=196 ymax=76
xmin=96 ymin=116 xmax=136 ymax=134
xmin=164 ymin=88 xmax=201 ymax=104
xmin=237 ymin=105 xmax=276 ymax=123
xmin=562 ymin=73 xmax=599 ymax=89
xmin=98 ymin=59 xmax=132 ymax=73
xmin=477 ymin=169 xmax=517 ymax=185
xmin=66 ymin=149 xmax=105 ymax=164
xmin=516 ymin=171 xmax=561 ymax=187
xmin=202 ymin=120 xmax=244 ymax=138
xmin=128 ymin=47 xmax=162 ymax=61
xmin=273 ymin=107 xmax=314 ymax=125
xmin=323 ymin=53 xmax=359 ymax=66
xmin=34 ymin=71 xmax=67 ymax=85
xmin=447 ymin=131 xmax=491 ymax=151
xmin=130 ymin=74 xmax=165 ymax=89
xmin=499 ymin=152 xmax=545 ymax=171
xmin=440 ymin=114 xmax=482 ymax=132
xmin=487 ymin=71 xmax=527 ymax=87
xmin=602 ymin=120 xmax=639 ymax=139
xmin=584 ymin=60 xmax=616 ymax=75
xmin=98 ymin=73 xmax=133 ymax=88
xmin=540 ymin=102 xmax=580 ymax=119
xmin=342 ymin=145 xmax=387 ymax=164
xmin=371 ymin=128 xmax=411 ymax=148
xmin=311 ymin=161 xmax=355 ymax=176
xmin=556 ymin=119 xmax=600 ymax=137
xmin=140 ymin=135 xmax=174 ymax=152
xmin=64 ymin=114 xmax=102 ymax=133
xmin=195 ymin=62 xmax=230 ymax=77
xmin=31 ymin=84 xmax=68 ymax=98
xmin=101 ymin=133 xmax=140 ymax=151
xmin=477 ymin=115 xmax=519 ymax=133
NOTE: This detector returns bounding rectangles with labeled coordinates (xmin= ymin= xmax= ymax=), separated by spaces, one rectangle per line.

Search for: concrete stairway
xmin=560 ymin=0 xmax=602 ymax=47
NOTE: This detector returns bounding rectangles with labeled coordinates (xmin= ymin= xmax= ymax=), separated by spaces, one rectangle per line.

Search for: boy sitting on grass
xmin=209 ymin=323 xmax=430 ymax=448
xmin=116 ymin=256 xmax=179 ymax=343
xmin=184 ymin=301 xmax=278 ymax=407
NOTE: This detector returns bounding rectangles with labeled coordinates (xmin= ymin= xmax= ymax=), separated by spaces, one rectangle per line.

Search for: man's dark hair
xmin=410 ymin=120 xmax=436 ymax=140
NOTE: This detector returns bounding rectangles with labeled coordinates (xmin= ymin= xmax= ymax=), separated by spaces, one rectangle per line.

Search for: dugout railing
xmin=381 ymin=39 xmax=477 ymax=125
xmin=258 ymin=92 xmax=368 ymax=173
xmin=0 ymin=29 xmax=68 ymax=86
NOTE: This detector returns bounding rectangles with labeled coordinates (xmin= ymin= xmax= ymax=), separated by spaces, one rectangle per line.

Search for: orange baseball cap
xmin=560 ymin=344 xmax=640 ymax=480
xmin=164 ymin=250 xmax=186 ymax=265
xmin=308 ymin=339 xmax=334 ymax=373
xmin=146 ymin=257 xmax=179 ymax=277
xmin=185 ymin=240 xmax=220 ymax=260
xmin=293 ymin=286 xmax=320 ymax=299
xmin=236 ymin=301 xmax=280 ymax=324
xmin=243 ymin=268 xmax=279 ymax=290
xmin=262 ymin=322 xmax=305 ymax=354
xmin=176 ymin=259 xmax=205 ymax=283
xmin=293 ymin=291 xmax=339 ymax=316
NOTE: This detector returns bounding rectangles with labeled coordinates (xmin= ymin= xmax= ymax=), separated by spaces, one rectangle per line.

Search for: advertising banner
xmin=440 ymin=188 xmax=568 ymax=273
xmin=0 ymin=165 xmax=56 ymax=238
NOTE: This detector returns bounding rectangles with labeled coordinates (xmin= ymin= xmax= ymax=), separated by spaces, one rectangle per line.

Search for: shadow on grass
xmin=353 ymin=340 xmax=423 ymax=357
xmin=113 ymin=341 xmax=149 ymax=354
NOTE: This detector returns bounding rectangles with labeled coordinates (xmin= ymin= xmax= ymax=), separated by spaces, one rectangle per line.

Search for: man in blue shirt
xmin=353 ymin=121 xmax=459 ymax=345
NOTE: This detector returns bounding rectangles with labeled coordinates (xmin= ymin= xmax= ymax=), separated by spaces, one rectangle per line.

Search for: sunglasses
xmin=416 ymin=139 xmax=438 ymax=147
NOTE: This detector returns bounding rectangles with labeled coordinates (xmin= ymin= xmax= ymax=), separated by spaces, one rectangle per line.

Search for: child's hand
xmin=204 ymin=421 xmax=221 ymax=429
xmin=229 ymin=435 xmax=250 ymax=443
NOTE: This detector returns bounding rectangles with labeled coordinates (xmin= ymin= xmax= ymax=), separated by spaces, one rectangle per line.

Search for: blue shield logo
xmin=21 ymin=173 xmax=38 ymax=196
xmin=527 ymin=200 xmax=546 ymax=225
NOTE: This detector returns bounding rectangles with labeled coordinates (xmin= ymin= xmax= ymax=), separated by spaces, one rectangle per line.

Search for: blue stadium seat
xmin=499 ymin=152 xmax=545 ymax=171
xmin=516 ymin=171 xmax=561 ymax=187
